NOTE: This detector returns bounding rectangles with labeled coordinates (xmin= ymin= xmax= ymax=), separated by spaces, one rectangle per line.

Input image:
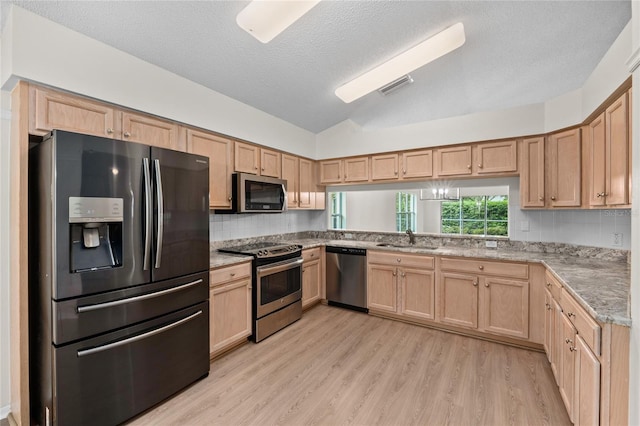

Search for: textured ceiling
xmin=0 ymin=1 xmax=631 ymax=133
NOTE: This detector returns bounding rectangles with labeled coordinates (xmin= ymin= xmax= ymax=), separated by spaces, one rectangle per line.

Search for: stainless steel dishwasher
xmin=325 ymin=246 xmax=368 ymax=312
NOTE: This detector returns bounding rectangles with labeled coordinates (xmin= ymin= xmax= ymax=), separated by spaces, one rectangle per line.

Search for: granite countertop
xmin=211 ymin=238 xmax=631 ymax=327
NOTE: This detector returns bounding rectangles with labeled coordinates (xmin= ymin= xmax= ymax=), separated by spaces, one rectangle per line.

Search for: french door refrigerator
xmin=29 ymin=130 xmax=210 ymax=426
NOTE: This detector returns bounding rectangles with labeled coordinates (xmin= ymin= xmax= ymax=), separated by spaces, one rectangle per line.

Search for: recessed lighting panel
xmin=335 ymin=22 xmax=466 ymax=103
xmin=237 ymin=0 xmax=321 ymax=44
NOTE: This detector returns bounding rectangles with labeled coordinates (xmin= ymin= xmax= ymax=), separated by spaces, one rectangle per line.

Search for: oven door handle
xmin=256 ymin=257 xmax=303 ymax=277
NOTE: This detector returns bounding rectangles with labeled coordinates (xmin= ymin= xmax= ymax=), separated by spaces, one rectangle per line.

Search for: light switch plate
xmin=613 ymin=233 xmax=623 ymax=247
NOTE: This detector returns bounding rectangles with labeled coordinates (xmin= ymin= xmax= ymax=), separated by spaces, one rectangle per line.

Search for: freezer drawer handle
xmin=77 ymin=310 xmax=203 ymax=357
xmin=76 ymin=279 xmax=203 ymax=313
xmin=154 ymin=159 xmax=164 ymax=269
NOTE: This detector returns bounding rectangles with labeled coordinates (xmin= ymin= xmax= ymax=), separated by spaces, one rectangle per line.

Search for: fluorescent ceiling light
xmin=335 ymin=22 xmax=466 ymax=103
xmin=237 ymin=0 xmax=321 ymax=44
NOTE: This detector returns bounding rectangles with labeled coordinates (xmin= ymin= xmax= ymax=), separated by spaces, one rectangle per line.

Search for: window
xmin=441 ymin=195 xmax=508 ymax=236
xmin=396 ymin=192 xmax=417 ymax=232
xmin=329 ymin=192 xmax=346 ymax=229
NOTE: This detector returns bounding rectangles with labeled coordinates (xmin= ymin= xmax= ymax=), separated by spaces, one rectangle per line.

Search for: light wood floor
xmin=129 ymin=305 xmax=571 ymax=426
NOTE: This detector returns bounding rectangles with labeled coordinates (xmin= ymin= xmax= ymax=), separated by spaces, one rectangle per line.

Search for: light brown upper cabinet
xmin=29 ymin=85 xmax=117 ymax=138
xmin=319 ymin=159 xmax=343 ymax=184
xmin=520 ymin=137 xmax=546 ymax=208
xmin=121 ymin=111 xmax=181 ymax=150
xmin=281 ymin=154 xmax=300 ymax=208
xmin=401 ymin=149 xmax=433 ymax=179
xmin=260 ymin=148 xmax=282 ymax=178
xmin=371 ymin=153 xmax=399 ymax=181
xmin=186 ymin=129 xmax=234 ymax=209
xmin=473 ymin=140 xmax=517 ymax=175
xmin=344 ymin=156 xmax=370 ymax=182
xmin=298 ymin=158 xmax=315 ymax=209
xmin=588 ymin=92 xmax=629 ymax=207
xmin=547 ymin=128 xmax=582 ymax=207
xmin=235 ymin=141 xmax=281 ymax=177
xmin=435 ymin=145 xmax=472 ymax=176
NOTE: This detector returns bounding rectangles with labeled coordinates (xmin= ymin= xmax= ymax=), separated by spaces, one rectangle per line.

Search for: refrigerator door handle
xmin=154 ymin=159 xmax=164 ymax=269
xmin=143 ymin=158 xmax=152 ymax=271
xmin=76 ymin=310 xmax=203 ymax=357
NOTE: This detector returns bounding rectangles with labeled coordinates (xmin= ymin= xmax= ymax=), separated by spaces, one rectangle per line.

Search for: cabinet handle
xmin=473 ymin=280 xmax=478 ymax=286
xmin=567 ymin=312 xmax=575 ymax=318
xmin=546 ymin=282 xmax=552 ymax=287
xmin=478 ymin=265 xmax=484 ymax=270
xmin=124 ymin=131 xmax=131 ymax=138
xmin=466 ymin=164 xmax=471 ymax=169
xmin=551 ymin=196 xmax=556 ymax=201
xmin=262 ymin=167 xmax=265 ymax=171
xmin=569 ymin=346 xmax=576 ymax=352
xmin=538 ymin=196 xmax=544 ymax=201
xmin=401 ymin=272 xmax=406 ymax=277
xmin=597 ymin=192 xmax=603 ymax=198
xmin=228 ymin=196 xmax=232 ymax=201
xmin=484 ymin=282 xmax=489 ymax=287
xmin=255 ymin=166 xmax=258 ymax=170
xmin=478 ymin=164 xmax=483 ymax=168
xmin=106 ymin=128 xmax=114 ymax=134
xmin=230 ymin=273 xmax=236 ymax=277
xmin=403 ymin=169 xmax=406 ymax=175
xmin=302 ymin=268 xmax=306 ymax=272
xmin=392 ymin=271 xmax=397 ymax=277
xmin=397 ymin=258 xmax=401 ymax=263
xmin=394 ymin=171 xmax=398 ymax=175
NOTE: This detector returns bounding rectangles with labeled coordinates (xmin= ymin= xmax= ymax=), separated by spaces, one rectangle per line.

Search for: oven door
xmin=255 ymin=257 xmax=303 ymax=318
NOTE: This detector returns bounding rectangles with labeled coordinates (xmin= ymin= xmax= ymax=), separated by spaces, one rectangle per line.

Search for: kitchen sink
xmin=375 ymin=243 xmax=438 ymax=250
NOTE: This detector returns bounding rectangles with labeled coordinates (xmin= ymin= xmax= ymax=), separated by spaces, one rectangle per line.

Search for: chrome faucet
xmin=406 ymin=229 xmax=416 ymax=245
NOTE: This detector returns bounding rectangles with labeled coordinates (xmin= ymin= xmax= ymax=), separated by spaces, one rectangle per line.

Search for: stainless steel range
xmin=218 ymin=242 xmax=303 ymax=342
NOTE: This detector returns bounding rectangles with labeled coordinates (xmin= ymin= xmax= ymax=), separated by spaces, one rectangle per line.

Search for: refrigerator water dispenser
xmin=69 ymin=197 xmax=123 ymax=272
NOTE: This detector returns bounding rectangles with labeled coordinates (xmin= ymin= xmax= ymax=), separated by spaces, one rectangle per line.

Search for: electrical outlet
xmin=344 ymin=233 xmax=353 ymax=239
xmin=520 ymin=221 xmax=530 ymax=232
xmin=612 ymin=233 xmax=623 ymax=247
xmin=485 ymin=240 xmax=498 ymax=249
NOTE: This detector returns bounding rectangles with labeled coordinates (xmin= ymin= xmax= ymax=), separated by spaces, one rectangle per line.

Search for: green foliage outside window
xmin=441 ymin=196 xmax=508 ymax=236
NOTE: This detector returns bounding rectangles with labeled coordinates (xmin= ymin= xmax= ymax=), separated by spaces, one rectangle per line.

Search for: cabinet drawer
xmin=560 ymin=288 xmax=601 ymax=356
xmin=439 ymin=257 xmax=528 ymax=279
xmin=302 ymin=247 xmax=321 ymax=262
xmin=211 ymin=262 xmax=252 ymax=287
xmin=368 ymin=251 xmax=435 ymax=269
xmin=544 ymin=270 xmax=563 ymax=301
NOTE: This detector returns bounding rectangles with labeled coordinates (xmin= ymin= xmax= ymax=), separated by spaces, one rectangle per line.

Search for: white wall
xmin=345 ymin=191 xmax=397 ymax=233
xmin=316 ymin=22 xmax=632 ymax=160
xmin=0 ymin=6 xmax=316 ymax=158
xmin=210 ymin=210 xmax=326 ymax=242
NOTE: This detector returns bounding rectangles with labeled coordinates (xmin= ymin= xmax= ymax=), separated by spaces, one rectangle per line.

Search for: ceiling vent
xmin=378 ymin=74 xmax=414 ymax=96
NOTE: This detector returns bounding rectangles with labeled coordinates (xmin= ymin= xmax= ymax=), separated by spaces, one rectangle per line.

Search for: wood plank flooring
xmin=129 ymin=305 xmax=571 ymax=426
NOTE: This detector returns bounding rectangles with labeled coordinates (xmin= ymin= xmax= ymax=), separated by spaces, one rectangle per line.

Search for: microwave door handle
xmin=142 ymin=158 xmax=152 ymax=271
xmin=154 ymin=159 xmax=164 ymax=269
xmin=281 ymin=184 xmax=288 ymax=211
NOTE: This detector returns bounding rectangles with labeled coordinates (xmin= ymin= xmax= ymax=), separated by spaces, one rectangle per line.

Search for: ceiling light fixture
xmin=236 ymin=0 xmax=321 ymax=44
xmin=335 ymin=22 xmax=466 ymax=103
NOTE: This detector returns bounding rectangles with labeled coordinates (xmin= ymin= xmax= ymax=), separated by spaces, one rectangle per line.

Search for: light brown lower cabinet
xmin=302 ymin=248 xmax=322 ymax=309
xmin=367 ymin=251 xmax=435 ymax=321
xmin=437 ymin=258 xmax=529 ymax=339
xmin=209 ymin=262 xmax=252 ymax=358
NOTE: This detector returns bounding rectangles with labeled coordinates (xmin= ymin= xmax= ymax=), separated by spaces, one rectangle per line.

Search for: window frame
xmin=329 ymin=192 xmax=346 ymax=230
xmin=396 ymin=192 xmax=417 ymax=232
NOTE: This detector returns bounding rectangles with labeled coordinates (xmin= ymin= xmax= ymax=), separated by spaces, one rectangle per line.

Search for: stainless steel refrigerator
xmin=29 ymin=130 xmax=210 ymax=426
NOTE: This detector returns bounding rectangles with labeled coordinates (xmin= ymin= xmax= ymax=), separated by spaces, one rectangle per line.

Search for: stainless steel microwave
xmin=216 ymin=172 xmax=288 ymax=213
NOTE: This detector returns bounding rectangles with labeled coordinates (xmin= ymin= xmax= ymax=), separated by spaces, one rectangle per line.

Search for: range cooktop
xmin=218 ymin=242 xmax=302 ymax=260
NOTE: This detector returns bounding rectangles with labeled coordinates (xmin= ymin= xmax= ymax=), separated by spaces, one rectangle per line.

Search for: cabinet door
xmin=344 ymin=157 xmax=370 ymax=182
xmin=587 ymin=113 xmax=607 ymax=207
xmin=548 ymin=129 xmax=581 ymax=207
xmin=474 ymin=140 xmax=517 ymax=174
xmin=30 ymin=86 xmax=116 ymax=138
xmin=367 ymin=264 xmax=397 ymax=313
xmin=234 ymin=141 xmax=260 ymax=174
xmin=210 ymin=278 xmax=251 ymax=356
xmin=575 ymin=334 xmax=601 ymax=426
xmin=298 ymin=158 xmax=315 ymax=209
xmin=560 ymin=314 xmax=576 ymax=422
xmin=319 ymin=160 xmax=343 ymax=184
xmin=543 ymin=290 xmax=554 ymax=362
xmin=302 ymin=258 xmax=321 ymax=308
xmin=186 ymin=130 xmax=233 ymax=209
xmin=401 ymin=149 xmax=433 ymax=179
xmin=480 ymin=277 xmax=529 ymax=339
xmin=437 ymin=272 xmax=478 ymax=329
xmin=261 ymin=148 xmax=281 ymax=178
xmin=371 ymin=154 xmax=399 ymax=181
xmin=122 ymin=111 xmax=180 ymax=150
xmin=551 ymin=297 xmax=563 ymax=384
xmin=282 ymin=154 xmax=299 ymax=208
xmin=436 ymin=145 xmax=472 ymax=176
xmin=400 ymin=268 xmax=435 ymax=321
xmin=520 ymin=137 xmax=546 ymax=207
xmin=605 ymin=92 xmax=629 ymax=206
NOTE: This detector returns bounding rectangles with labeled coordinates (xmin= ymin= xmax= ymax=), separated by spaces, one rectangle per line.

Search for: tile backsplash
xmin=210 ymin=210 xmax=326 ymax=241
